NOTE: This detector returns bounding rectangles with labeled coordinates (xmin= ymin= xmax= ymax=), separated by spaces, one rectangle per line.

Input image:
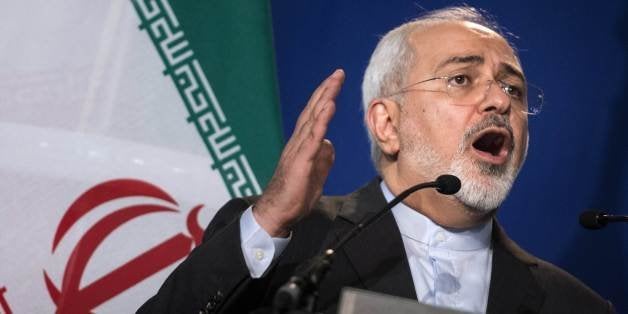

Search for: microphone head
xmin=435 ymin=175 xmax=461 ymax=195
xmin=579 ymin=210 xmax=607 ymax=230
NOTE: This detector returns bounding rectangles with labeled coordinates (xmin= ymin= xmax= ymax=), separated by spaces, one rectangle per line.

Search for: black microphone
xmin=272 ymin=175 xmax=461 ymax=313
xmin=579 ymin=210 xmax=628 ymax=230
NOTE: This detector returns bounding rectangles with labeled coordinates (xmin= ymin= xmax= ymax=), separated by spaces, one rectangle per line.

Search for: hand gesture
xmin=253 ymin=69 xmax=345 ymax=237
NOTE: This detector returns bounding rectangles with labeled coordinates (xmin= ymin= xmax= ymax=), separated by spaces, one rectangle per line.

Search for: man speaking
xmin=139 ymin=6 xmax=614 ymax=314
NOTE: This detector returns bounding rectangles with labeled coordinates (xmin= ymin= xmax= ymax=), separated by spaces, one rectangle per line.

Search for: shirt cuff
xmin=239 ymin=206 xmax=291 ymax=278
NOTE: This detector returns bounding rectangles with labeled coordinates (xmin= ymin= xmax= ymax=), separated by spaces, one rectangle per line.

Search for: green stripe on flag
xmin=131 ymin=0 xmax=283 ymax=197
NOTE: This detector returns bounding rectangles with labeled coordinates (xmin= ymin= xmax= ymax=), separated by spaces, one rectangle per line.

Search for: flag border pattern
xmin=131 ymin=0 xmax=262 ymax=198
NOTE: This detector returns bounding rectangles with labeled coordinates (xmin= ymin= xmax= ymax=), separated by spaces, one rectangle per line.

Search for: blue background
xmin=271 ymin=1 xmax=628 ymax=312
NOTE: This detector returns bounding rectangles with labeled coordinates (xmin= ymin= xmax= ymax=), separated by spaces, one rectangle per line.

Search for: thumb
xmin=314 ymin=139 xmax=335 ymax=179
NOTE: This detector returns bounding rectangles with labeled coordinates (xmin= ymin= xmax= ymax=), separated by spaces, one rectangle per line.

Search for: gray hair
xmin=361 ymin=6 xmax=510 ymax=171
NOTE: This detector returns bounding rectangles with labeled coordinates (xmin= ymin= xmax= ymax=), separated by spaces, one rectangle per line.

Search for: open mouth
xmin=471 ymin=128 xmax=512 ymax=164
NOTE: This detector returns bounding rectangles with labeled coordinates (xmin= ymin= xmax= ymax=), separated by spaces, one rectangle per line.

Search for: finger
xmin=294 ymin=70 xmax=343 ymax=147
xmin=288 ymin=70 xmax=343 ymax=161
xmin=294 ymin=85 xmax=326 ymax=131
xmin=310 ymin=70 xmax=345 ymax=122
xmin=307 ymin=139 xmax=335 ymax=209
xmin=315 ymin=139 xmax=335 ymax=173
xmin=296 ymin=69 xmax=345 ymax=138
xmin=294 ymin=70 xmax=342 ymax=132
xmin=306 ymin=69 xmax=344 ymax=118
xmin=297 ymin=99 xmax=336 ymax=160
xmin=311 ymin=99 xmax=336 ymax=142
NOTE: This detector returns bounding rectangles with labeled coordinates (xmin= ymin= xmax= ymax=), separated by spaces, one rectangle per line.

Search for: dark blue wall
xmin=271 ymin=1 xmax=628 ymax=312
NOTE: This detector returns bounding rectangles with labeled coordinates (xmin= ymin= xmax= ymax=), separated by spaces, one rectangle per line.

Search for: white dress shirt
xmin=239 ymin=182 xmax=493 ymax=313
xmin=382 ymin=181 xmax=493 ymax=314
xmin=239 ymin=206 xmax=290 ymax=278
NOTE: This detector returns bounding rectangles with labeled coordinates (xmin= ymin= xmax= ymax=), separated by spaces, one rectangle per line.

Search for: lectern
xmin=338 ymin=288 xmax=467 ymax=314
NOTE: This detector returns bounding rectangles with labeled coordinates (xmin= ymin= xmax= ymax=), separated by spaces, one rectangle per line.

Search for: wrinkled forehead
xmin=406 ymin=21 xmax=523 ymax=79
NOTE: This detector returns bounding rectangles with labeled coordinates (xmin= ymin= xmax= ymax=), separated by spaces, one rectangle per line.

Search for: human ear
xmin=366 ymin=98 xmax=401 ymax=157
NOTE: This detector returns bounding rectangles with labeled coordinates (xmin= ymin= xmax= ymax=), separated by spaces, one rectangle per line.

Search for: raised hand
xmin=253 ymin=69 xmax=345 ymax=237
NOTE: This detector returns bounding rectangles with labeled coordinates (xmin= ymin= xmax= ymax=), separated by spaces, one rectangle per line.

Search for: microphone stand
xmin=271 ymin=175 xmax=460 ymax=314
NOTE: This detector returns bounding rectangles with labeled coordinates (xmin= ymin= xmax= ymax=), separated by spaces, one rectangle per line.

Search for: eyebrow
xmin=435 ymin=54 xmax=526 ymax=82
xmin=435 ymin=55 xmax=484 ymax=72
xmin=499 ymin=63 xmax=526 ymax=83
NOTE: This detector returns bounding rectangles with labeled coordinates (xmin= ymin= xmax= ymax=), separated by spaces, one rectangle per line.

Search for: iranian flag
xmin=0 ymin=0 xmax=282 ymax=312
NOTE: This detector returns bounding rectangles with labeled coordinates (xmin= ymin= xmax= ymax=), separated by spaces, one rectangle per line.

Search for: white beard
xmin=401 ymin=114 xmax=521 ymax=213
xmin=447 ymin=153 xmax=519 ymax=213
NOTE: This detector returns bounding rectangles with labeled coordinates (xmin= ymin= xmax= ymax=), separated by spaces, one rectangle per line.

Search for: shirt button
xmin=254 ymin=249 xmax=265 ymax=261
xmin=435 ymin=232 xmax=447 ymax=242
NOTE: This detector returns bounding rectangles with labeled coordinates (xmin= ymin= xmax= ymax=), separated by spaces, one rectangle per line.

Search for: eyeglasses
xmin=386 ymin=74 xmax=544 ymax=115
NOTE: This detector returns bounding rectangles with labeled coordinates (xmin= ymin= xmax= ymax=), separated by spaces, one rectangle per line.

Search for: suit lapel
xmin=333 ymin=179 xmax=417 ymax=300
xmin=486 ymin=222 xmax=545 ymax=314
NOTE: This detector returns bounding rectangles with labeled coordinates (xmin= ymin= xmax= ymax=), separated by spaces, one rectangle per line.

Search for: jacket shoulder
xmin=492 ymin=222 xmax=615 ymax=314
xmin=531 ymin=259 xmax=615 ymax=313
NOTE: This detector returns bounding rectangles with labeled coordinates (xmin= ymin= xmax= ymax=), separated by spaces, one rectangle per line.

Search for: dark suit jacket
xmin=138 ymin=179 xmax=614 ymax=314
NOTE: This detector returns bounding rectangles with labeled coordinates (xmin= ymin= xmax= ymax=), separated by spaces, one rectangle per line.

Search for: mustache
xmin=461 ymin=114 xmax=514 ymax=149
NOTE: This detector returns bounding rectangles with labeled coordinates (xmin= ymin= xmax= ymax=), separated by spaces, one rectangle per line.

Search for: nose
xmin=477 ymin=80 xmax=511 ymax=114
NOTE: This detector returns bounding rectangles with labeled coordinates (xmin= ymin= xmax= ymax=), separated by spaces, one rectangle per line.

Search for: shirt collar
xmin=381 ymin=181 xmax=492 ymax=251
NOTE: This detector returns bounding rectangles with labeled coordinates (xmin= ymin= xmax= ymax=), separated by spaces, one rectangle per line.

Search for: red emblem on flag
xmin=43 ymin=179 xmax=206 ymax=313
xmin=0 ymin=286 xmax=13 ymax=314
